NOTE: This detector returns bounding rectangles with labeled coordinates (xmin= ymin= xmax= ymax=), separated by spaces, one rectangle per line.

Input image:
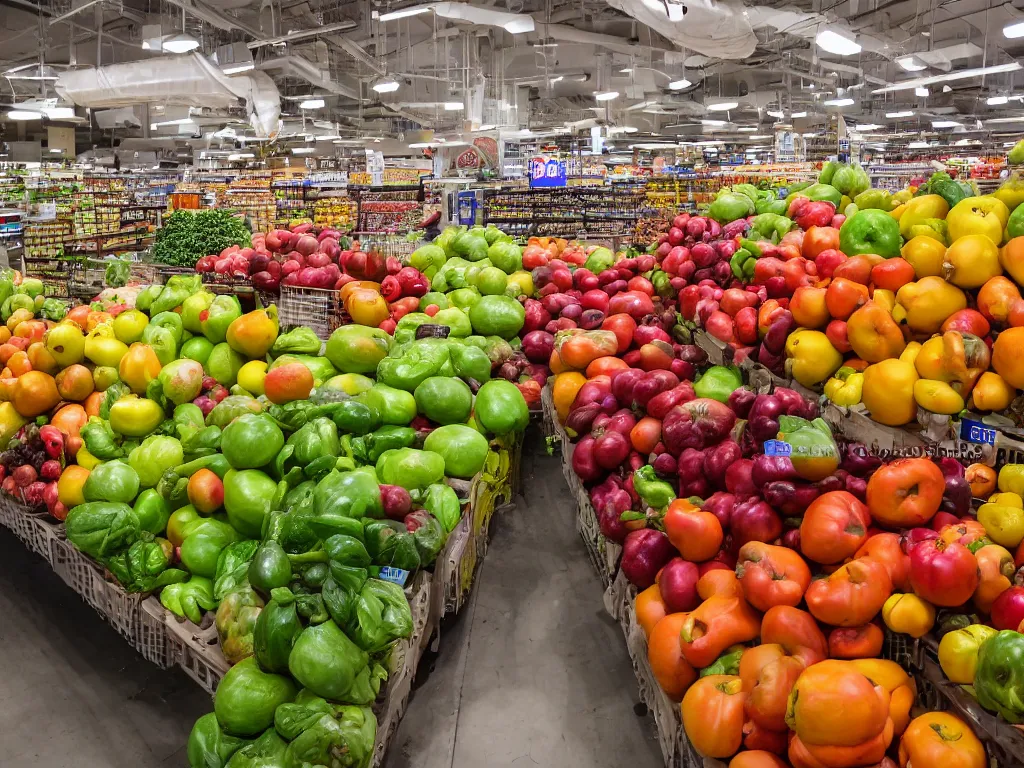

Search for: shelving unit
xmin=483 ymin=184 xmax=645 ymax=239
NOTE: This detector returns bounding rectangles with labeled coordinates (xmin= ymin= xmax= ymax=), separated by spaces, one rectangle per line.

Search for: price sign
xmin=960 ymin=418 xmax=997 ymax=446
xmin=378 ymin=567 xmax=410 ymax=587
xmin=529 ymin=157 xmax=566 ymax=188
xmin=120 ymin=207 xmax=152 ymax=226
xmin=763 ymin=440 xmax=792 ymax=457
xmin=318 ymin=158 xmax=338 ymax=170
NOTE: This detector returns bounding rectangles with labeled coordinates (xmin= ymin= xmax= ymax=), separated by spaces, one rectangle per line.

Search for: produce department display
xmin=6 ymin=144 xmax=1024 ymax=768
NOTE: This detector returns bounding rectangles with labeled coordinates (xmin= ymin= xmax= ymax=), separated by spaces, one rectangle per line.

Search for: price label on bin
xmin=763 ymin=440 xmax=792 ymax=457
xmin=378 ymin=566 xmax=410 ymax=587
xmin=961 ymin=418 xmax=996 ymax=446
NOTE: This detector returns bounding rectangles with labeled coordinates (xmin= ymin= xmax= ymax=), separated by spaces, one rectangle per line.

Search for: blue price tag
xmin=763 ymin=440 xmax=792 ymax=457
xmin=961 ymin=418 xmax=996 ymax=446
xmin=378 ymin=566 xmax=410 ymax=587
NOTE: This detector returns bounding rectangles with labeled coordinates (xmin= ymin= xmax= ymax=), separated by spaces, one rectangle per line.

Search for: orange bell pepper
xmin=828 ymin=622 xmax=884 ymax=659
xmin=760 ymin=605 xmax=828 ymax=668
xmin=735 ymin=541 xmax=812 ymax=612
xmin=805 ymin=557 xmax=893 ymax=627
xmin=678 ymin=595 xmax=761 ymax=669
xmin=848 ymin=658 xmax=917 ymax=736
xmin=681 ymin=675 xmax=747 ymax=759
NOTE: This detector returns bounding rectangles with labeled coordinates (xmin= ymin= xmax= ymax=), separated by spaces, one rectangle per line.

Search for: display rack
xmin=482 ymin=184 xmax=644 ymax=239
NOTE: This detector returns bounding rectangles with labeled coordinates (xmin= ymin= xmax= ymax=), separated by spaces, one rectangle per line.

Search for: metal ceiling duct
xmin=54 ymin=53 xmax=281 ymax=136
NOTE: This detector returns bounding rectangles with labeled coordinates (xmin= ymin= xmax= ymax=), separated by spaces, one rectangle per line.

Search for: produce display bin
xmin=542 ymin=383 xmax=621 ymax=587
xmin=372 ymin=572 xmax=434 ymax=767
xmin=163 ymin=612 xmax=231 ymax=696
xmin=278 ymin=284 xmax=344 ymax=339
xmin=50 ymin=537 xmax=141 ymax=644
xmin=137 ymin=597 xmax=175 ymax=669
xmin=0 ymin=497 xmax=61 ymax=565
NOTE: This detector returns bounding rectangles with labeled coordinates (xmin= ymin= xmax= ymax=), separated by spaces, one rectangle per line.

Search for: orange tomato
xmin=832 ymin=255 xmax=875 ymax=285
xmin=866 ymin=458 xmax=945 ymax=528
xmin=14 ymin=320 xmax=46 ymax=342
xmin=966 ymin=463 xmax=997 ymax=499
xmin=12 ymin=370 xmax=60 ymax=418
xmin=825 ymin=277 xmax=870 ymax=319
xmin=804 ymin=557 xmax=893 ymax=627
xmin=55 ymin=364 xmax=95 ymax=402
xmin=856 ymin=532 xmax=912 ymax=592
xmin=848 ymin=658 xmax=917 ymax=737
xmin=65 ymin=305 xmax=91 ymax=330
xmin=557 ymin=330 xmax=619 ymax=370
xmin=647 ymin=613 xmax=697 ymax=701
xmin=0 ymin=343 xmax=20 ymax=365
xmin=664 ymin=498 xmax=723 ymax=563
xmin=978 ymin=276 xmax=1024 ymax=324
xmin=870 ymin=258 xmax=916 ymax=291
xmin=551 ymin=372 xmax=586 ymax=424
xmin=585 ymin=355 xmax=628 ymax=378
xmin=681 ymin=675 xmax=746 ymax=758
xmin=697 ymin=568 xmax=743 ymax=600
xmin=803 ymin=226 xmax=840 ymax=259
xmin=27 ymin=342 xmax=58 ymax=375
xmin=738 ymin=643 xmax=785 ymax=692
xmin=264 ymin=363 xmax=314 ymax=405
xmin=786 ymin=659 xmax=891 ymax=748
xmin=7 ymin=351 xmax=31 ymax=377
xmin=761 ymin=606 xmax=829 ymax=668
xmin=993 ymin=326 xmax=1024 ymax=388
xmin=736 ymin=541 xmax=812 ymax=612
xmin=973 ymin=543 xmax=1015 ymax=613
xmin=629 ymin=416 xmax=662 ymax=455
xmin=898 ymin=712 xmax=985 ymax=768
xmin=339 ymin=280 xmax=381 ymax=303
xmin=85 ymin=311 xmax=113 ymax=332
xmin=50 ymin=404 xmax=88 ymax=439
xmin=83 ymin=390 xmax=104 ymax=417
xmin=747 ymin=654 xmax=805 ymax=733
xmin=635 ymin=583 xmax=668 ymax=638
xmin=800 ymin=490 xmax=872 ymax=565
xmin=828 ymin=623 xmax=884 ymax=659
xmin=729 ymin=752 xmax=789 ymax=768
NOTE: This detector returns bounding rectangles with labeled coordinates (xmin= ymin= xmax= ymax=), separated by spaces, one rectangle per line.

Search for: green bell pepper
xmin=313 ymin=467 xmax=384 ymax=520
xmin=405 ymin=508 xmax=445 ymax=565
xmin=363 ymin=519 xmax=421 ymax=571
xmin=161 ymin=575 xmax=217 ymax=624
xmin=357 ymin=385 xmax=417 ymax=426
xmin=974 ymin=629 xmax=1024 ymax=723
xmin=65 ymin=502 xmax=141 ymax=560
xmin=221 ymin=413 xmax=285 ymax=471
xmin=187 ymin=713 xmax=250 ymax=768
xmin=214 ymin=585 xmax=263 ymax=666
xmin=248 ymin=541 xmax=293 ymax=595
xmin=729 ymin=248 xmax=755 ymax=280
xmin=223 ymin=727 xmax=287 ymax=767
xmin=693 ymin=365 xmax=743 ymax=404
xmin=80 ymin=417 xmax=124 ymax=460
xmin=377 ymin=448 xmax=446 ymax=491
xmin=213 ymin=540 xmax=261 ymax=601
xmin=423 ymin=482 xmax=461 ymax=533
xmin=632 ymin=465 xmax=676 ymax=510
xmin=350 ymin=426 xmax=416 ymax=464
xmin=133 ymin=488 xmax=171 ymax=535
xmin=253 ymin=586 xmax=303 ymax=674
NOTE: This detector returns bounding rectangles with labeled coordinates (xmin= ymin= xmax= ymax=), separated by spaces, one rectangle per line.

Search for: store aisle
xmin=0 ymin=528 xmax=209 ymax=767
xmin=0 ymin=434 xmax=661 ymax=768
xmin=388 ymin=435 xmax=663 ymax=768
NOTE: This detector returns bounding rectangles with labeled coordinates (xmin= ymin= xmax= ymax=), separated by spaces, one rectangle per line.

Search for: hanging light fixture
xmin=373 ymin=76 xmax=400 ymax=93
xmin=815 ymin=29 xmax=861 ymax=56
xmin=163 ymin=33 xmax=199 ymax=53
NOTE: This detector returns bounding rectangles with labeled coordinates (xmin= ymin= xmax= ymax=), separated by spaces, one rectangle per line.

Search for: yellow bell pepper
xmin=998 ymin=465 xmax=1024 ymax=497
xmin=75 ymin=446 xmax=102 ymax=470
xmin=0 ymin=401 xmax=27 ymax=449
xmin=824 ymin=367 xmax=864 ymax=407
xmin=977 ymin=501 xmax=1024 ymax=547
xmin=990 ymin=491 xmax=1024 ymax=509
xmin=938 ymin=625 xmax=998 ymax=684
xmin=882 ymin=593 xmax=935 ymax=638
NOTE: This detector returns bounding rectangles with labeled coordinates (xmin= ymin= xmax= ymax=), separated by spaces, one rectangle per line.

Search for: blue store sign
xmin=530 ymin=157 xmax=567 ymax=187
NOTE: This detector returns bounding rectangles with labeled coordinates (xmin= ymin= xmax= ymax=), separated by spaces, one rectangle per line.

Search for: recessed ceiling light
xmin=707 ymin=101 xmax=739 ymax=111
xmin=668 ymin=79 xmax=691 ymax=90
xmin=595 ymin=91 xmax=619 ymax=101
xmin=163 ymin=33 xmax=200 ymax=53
xmin=886 ymin=110 xmax=914 ymax=118
xmin=824 ymin=98 xmax=854 ymax=106
xmin=816 ymin=29 xmax=862 ymax=56
xmin=897 ymin=56 xmax=927 ymax=72
xmin=373 ymin=77 xmax=400 ymax=93
xmin=299 ymin=99 xmax=325 ymax=109
xmin=378 ymin=7 xmax=431 ymax=21
xmin=1005 ymin=20 xmax=1024 ymax=38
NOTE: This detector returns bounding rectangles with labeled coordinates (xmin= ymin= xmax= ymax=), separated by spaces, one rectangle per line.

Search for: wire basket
xmin=279 ymin=284 xmax=343 ymax=339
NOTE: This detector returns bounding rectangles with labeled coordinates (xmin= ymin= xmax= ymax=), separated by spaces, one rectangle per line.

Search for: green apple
xmin=45 ymin=322 xmax=85 ymax=367
xmin=112 ymin=309 xmax=149 ymax=344
xmin=839 ymin=209 xmax=902 ymax=259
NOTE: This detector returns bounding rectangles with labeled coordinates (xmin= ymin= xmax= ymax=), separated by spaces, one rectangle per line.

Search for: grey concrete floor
xmin=0 ymin=436 xmax=662 ymax=768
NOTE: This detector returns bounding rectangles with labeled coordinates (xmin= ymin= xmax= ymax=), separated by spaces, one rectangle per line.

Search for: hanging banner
xmin=529 ymin=157 xmax=567 ymax=188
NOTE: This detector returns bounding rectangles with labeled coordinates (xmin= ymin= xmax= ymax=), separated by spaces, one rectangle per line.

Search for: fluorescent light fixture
xmin=163 ymin=33 xmax=200 ymax=53
xmin=824 ymin=98 xmax=855 ymax=106
xmin=443 ymin=101 xmax=463 ymax=110
xmin=299 ymin=99 xmax=325 ymax=109
xmin=750 ymin=134 xmax=770 ymax=139
xmin=988 ymin=95 xmax=1010 ymax=105
xmin=816 ymin=29 xmax=862 ymax=56
xmin=897 ymin=56 xmax=927 ymax=72
xmin=736 ymin=126 xmax=757 ymax=132
xmin=620 ymin=68 xmax=633 ymax=74
xmin=7 ymin=110 xmax=42 ymax=120
xmin=228 ymin=153 xmax=255 ymax=160
xmin=873 ymin=62 xmax=1022 ymax=93
xmin=291 ymin=147 xmax=315 ymax=154
xmin=802 ymin=132 xmax=816 ymax=137
xmin=1005 ymin=20 xmax=1024 ymax=38
xmin=43 ymin=107 xmax=74 ymax=119
xmin=667 ymin=2 xmax=684 ymax=20
xmin=549 ymin=76 xmax=564 ymax=84
xmin=315 ymin=134 xmax=341 ymax=141
xmin=767 ymin=110 xmax=784 ymax=118
xmin=477 ymin=124 xmax=495 ymax=130
xmin=503 ymin=18 xmax=533 ymax=33
xmin=409 ymin=142 xmax=431 ymax=148
xmin=378 ymin=6 xmax=431 ymax=21
xmin=222 ymin=62 xmax=254 ymax=74
xmin=915 ymin=87 xmax=929 ymax=97
xmin=373 ymin=77 xmax=400 ymax=93
xmin=886 ymin=110 xmax=914 ymax=118
xmin=707 ymin=101 xmax=739 ymax=111
xmin=855 ymin=123 xmax=882 ymax=131
xmin=668 ymin=79 xmax=692 ymax=90
xmin=932 ymin=120 xmax=962 ymax=128
xmin=595 ymin=91 xmax=619 ymax=101
xmin=49 ymin=148 xmax=62 ymax=153
xmin=791 ymin=111 xmax=807 ymax=118
xmin=701 ymin=119 xmax=727 ymax=126
xmin=987 ymin=116 xmax=1024 ymax=123
xmin=908 ymin=141 xmax=930 ymax=148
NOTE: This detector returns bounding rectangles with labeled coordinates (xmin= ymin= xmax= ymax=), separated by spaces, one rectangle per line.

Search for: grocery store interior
xmin=3 ymin=0 xmax=1024 ymax=767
